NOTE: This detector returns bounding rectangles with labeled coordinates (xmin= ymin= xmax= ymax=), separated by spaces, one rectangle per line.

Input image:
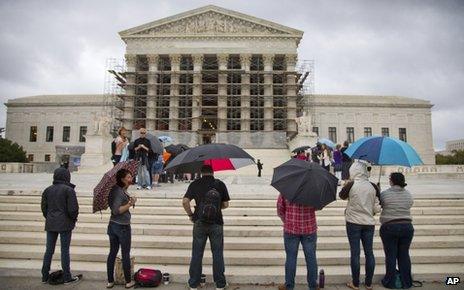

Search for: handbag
xmin=115 ymin=257 xmax=135 ymax=284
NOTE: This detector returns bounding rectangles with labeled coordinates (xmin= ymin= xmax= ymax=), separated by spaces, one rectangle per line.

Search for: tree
xmin=436 ymin=150 xmax=464 ymax=165
xmin=0 ymin=138 xmax=27 ymax=162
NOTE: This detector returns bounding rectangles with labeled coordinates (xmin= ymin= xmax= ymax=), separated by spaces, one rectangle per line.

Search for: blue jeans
xmin=41 ymin=231 xmax=73 ymax=282
xmin=284 ymin=232 xmax=318 ymax=290
xmin=346 ymin=222 xmax=375 ymax=287
xmin=137 ymin=164 xmax=151 ymax=187
xmin=380 ymin=223 xmax=414 ymax=289
xmin=107 ymin=222 xmax=132 ymax=283
xmin=188 ymin=221 xmax=226 ymax=288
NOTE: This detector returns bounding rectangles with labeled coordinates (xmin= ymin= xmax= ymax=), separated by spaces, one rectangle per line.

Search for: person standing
xmin=257 ymin=159 xmax=263 ymax=177
xmin=152 ymin=154 xmax=164 ymax=187
xmin=311 ymin=143 xmax=321 ymax=164
xmin=106 ymin=169 xmax=137 ymax=289
xmin=333 ymin=144 xmax=343 ymax=181
xmin=277 ymin=194 xmax=318 ymax=290
xmin=379 ymin=173 xmax=415 ymax=289
xmin=41 ymin=167 xmax=81 ymax=285
xmin=113 ymin=127 xmax=129 ymax=165
xmin=296 ymin=151 xmax=307 ymax=161
xmin=320 ymin=144 xmax=332 ymax=171
xmin=133 ymin=128 xmax=152 ymax=190
xmin=339 ymin=160 xmax=380 ymax=290
xmin=341 ymin=141 xmax=352 ymax=184
xmin=182 ymin=165 xmax=230 ymax=290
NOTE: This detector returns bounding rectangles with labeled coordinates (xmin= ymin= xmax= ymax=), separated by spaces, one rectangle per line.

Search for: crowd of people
xmin=292 ymin=141 xmax=353 ymax=186
xmin=40 ymin=137 xmax=416 ymax=290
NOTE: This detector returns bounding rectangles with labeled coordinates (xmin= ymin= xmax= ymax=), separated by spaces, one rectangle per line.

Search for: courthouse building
xmin=4 ymin=5 xmax=435 ymax=166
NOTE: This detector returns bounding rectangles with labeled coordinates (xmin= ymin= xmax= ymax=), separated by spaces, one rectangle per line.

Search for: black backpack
xmin=111 ymin=140 xmax=117 ymax=156
xmin=197 ymin=180 xmax=222 ymax=224
xmin=48 ymin=270 xmax=64 ymax=285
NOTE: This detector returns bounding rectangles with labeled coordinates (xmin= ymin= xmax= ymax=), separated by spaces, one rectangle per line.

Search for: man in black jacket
xmin=41 ymin=167 xmax=82 ymax=284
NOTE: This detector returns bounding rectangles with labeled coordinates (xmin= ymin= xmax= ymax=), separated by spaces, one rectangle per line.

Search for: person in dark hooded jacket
xmin=41 ymin=167 xmax=81 ymax=284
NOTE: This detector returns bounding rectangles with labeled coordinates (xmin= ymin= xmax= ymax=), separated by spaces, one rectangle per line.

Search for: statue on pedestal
xmin=296 ymin=111 xmax=312 ymax=135
xmin=92 ymin=114 xmax=113 ymax=136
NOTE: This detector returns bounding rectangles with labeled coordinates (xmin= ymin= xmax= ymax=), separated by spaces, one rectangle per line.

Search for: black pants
xmin=107 ymin=222 xmax=132 ymax=283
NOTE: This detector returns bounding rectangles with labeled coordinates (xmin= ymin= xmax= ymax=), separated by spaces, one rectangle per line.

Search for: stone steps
xmin=1 ymin=259 xmax=462 ymax=285
xmin=1 ymin=231 xmax=463 ymax=250
xmin=1 ymin=203 xmax=463 ymax=216
xmin=0 ymin=194 xmax=463 ymax=285
xmin=2 ymin=244 xmax=464 ymax=266
xmin=1 ymin=211 xmax=463 ymax=226
xmin=2 ymin=220 xmax=464 ymax=237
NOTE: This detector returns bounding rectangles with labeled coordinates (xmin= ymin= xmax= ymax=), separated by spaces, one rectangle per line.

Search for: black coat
xmin=41 ymin=167 xmax=79 ymax=232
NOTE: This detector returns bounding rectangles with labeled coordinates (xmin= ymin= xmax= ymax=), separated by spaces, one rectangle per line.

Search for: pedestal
xmin=287 ymin=132 xmax=319 ymax=152
xmin=79 ymin=134 xmax=113 ymax=173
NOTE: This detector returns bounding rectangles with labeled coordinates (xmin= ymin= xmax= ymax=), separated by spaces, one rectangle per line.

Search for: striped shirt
xmin=277 ymin=194 xmax=317 ymax=235
xmin=380 ymin=185 xmax=414 ymax=224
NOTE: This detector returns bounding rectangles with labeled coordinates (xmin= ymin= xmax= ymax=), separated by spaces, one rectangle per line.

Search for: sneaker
xmin=64 ymin=274 xmax=83 ymax=284
xmin=136 ymin=186 xmax=141 ymax=190
xmin=146 ymin=186 xmax=152 ymax=190
xmin=41 ymin=277 xmax=48 ymax=284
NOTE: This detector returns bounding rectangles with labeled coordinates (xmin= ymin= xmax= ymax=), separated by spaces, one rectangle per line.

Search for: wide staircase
xmin=0 ymin=193 xmax=463 ymax=285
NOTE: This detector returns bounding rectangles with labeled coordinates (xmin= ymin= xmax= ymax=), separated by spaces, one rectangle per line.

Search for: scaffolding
xmin=108 ymin=54 xmax=314 ymax=139
xmin=104 ymin=58 xmax=126 ymax=135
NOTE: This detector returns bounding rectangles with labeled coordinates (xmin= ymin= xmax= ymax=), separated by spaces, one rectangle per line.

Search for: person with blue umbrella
xmin=344 ymin=136 xmax=423 ymax=185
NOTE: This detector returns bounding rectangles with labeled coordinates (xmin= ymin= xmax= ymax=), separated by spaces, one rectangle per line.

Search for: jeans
xmin=284 ymin=232 xmax=318 ymax=290
xmin=107 ymin=222 xmax=132 ymax=283
xmin=42 ymin=231 xmax=73 ymax=282
xmin=346 ymin=222 xmax=375 ymax=287
xmin=188 ymin=221 xmax=226 ymax=288
xmin=137 ymin=164 xmax=150 ymax=187
xmin=380 ymin=223 xmax=414 ymax=288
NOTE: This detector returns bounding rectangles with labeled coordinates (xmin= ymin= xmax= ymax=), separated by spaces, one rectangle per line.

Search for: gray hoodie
xmin=344 ymin=161 xmax=381 ymax=225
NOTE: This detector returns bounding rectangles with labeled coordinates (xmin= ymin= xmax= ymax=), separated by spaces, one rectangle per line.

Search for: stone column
xmin=192 ymin=54 xmax=204 ymax=131
xmin=123 ymin=54 xmax=136 ymax=134
xmin=146 ymin=54 xmax=159 ymax=132
xmin=169 ymin=54 xmax=181 ymax=131
xmin=263 ymin=54 xmax=274 ymax=131
xmin=286 ymin=54 xmax=298 ymax=132
xmin=217 ymin=54 xmax=228 ymax=132
xmin=240 ymin=54 xmax=251 ymax=132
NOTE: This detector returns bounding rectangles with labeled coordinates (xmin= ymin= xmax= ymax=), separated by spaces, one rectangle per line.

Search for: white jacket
xmin=344 ymin=161 xmax=381 ymax=225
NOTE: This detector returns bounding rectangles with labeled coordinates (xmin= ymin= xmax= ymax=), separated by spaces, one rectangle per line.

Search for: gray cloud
xmin=0 ymin=0 xmax=463 ymax=149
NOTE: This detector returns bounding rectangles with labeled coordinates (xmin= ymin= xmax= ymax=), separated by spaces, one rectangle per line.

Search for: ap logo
xmin=446 ymin=277 xmax=461 ymax=286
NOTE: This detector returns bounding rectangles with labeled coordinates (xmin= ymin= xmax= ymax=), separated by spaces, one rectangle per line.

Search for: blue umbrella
xmin=344 ymin=136 xmax=423 ymax=167
xmin=318 ymin=138 xmax=336 ymax=149
xmin=158 ymin=136 xmax=173 ymax=143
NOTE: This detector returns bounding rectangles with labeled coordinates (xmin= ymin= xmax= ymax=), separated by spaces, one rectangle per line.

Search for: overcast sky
xmin=0 ymin=0 xmax=463 ymax=149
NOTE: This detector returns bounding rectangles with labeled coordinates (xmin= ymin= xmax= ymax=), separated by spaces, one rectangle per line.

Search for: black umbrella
xmin=177 ymin=144 xmax=190 ymax=151
xmin=292 ymin=146 xmax=311 ymax=153
xmin=165 ymin=143 xmax=255 ymax=173
xmin=271 ymin=158 xmax=338 ymax=209
xmin=145 ymin=133 xmax=164 ymax=155
xmin=165 ymin=144 xmax=183 ymax=156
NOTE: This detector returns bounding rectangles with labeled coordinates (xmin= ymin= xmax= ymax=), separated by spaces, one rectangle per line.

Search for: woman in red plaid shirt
xmin=277 ymin=194 xmax=318 ymax=290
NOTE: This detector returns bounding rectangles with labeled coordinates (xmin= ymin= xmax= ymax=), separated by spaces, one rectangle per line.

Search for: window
xmin=79 ymin=126 xmax=87 ymax=142
xmin=399 ymin=128 xmax=407 ymax=142
xmin=312 ymin=127 xmax=319 ymax=136
xmin=381 ymin=127 xmax=389 ymax=137
xmin=45 ymin=154 xmax=51 ymax=162
xmin=46 ymin=126 xmax=54 ymax=142
xmin=29 ymin=126 xmax=37 ymax=142
xmin=364 ymin=127 xmax=372 ymax=137
xmin=27 ymin=154 xmax=34 ymax=162
xmin=347 ymin=127 xmax=355 ymax=143
xmin=62 ymin=126 xmax=70 ymax=142
xmin=329 ymin=127 xmax=337 ymax=143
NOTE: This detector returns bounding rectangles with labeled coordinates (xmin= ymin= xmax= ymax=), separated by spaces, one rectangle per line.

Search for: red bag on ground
xmin=134 ymin=268 xmax=162 ymax=287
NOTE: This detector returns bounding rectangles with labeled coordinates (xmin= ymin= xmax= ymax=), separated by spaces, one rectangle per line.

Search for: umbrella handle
xmin=378 ymin=165 xmax=382 ymax=185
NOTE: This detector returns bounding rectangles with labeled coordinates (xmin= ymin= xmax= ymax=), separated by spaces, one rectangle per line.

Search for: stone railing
xmin=371 ymin=165 xmax=464 ymax=177
xmin=0 ymin=162 xmax=60 ymax=173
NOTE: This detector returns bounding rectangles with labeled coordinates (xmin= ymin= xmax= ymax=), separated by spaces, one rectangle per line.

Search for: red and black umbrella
xmin=164 ymin=143 xmax=255 ymax=173
xmin=92 ymin=160 xmax=139 ymax=213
